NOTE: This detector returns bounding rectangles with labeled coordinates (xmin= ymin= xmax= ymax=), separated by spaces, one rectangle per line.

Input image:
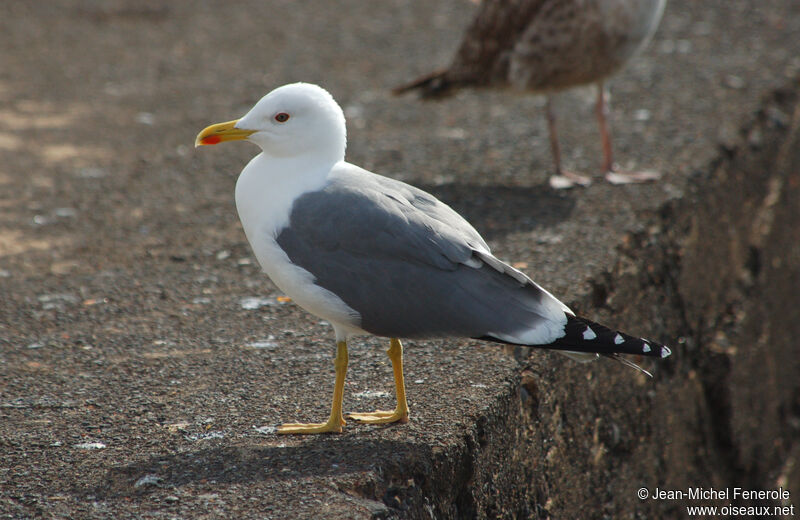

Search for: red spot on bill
xmin=201 ymin=135 xmax=222 ymax=145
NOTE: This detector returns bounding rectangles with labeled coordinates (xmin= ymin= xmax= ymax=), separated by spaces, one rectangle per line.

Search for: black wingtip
xmin=475 ymin=315 xmax=673 ymax=361
xmin=548 ymin=315 xmax=672 ymax=359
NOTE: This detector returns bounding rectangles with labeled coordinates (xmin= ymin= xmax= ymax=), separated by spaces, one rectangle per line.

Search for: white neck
xmin=234 ymin=152 xmax=336 ymax=243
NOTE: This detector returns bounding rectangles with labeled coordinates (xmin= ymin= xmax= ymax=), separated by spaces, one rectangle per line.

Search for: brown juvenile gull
xmin=195 ymin=83 xmax=671 ymax=435
xmin=395 ymin=0 xmax=666 ymax=189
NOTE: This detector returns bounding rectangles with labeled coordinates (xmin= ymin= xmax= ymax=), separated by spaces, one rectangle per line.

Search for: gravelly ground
xmin=1 ymin=0 xmax=799 ymax=518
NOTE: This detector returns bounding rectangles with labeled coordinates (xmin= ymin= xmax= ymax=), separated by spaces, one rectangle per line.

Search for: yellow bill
xmin=195 ymin=119 xmax=255 ymax=147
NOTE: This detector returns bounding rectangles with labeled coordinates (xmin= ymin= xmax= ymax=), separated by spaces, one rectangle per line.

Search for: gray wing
xmin=275 ymin=164 xmax=568 ymax=343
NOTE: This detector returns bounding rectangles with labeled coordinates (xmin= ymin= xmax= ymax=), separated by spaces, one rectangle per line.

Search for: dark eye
xmin=274 ymin=112 xmax=290 ymax=123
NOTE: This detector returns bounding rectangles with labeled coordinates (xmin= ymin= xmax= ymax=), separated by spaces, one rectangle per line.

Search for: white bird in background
xmin=395 ymin=0 xmax=667 ymax=189
xmin=195 ymin=83 xmax=671 ymax=434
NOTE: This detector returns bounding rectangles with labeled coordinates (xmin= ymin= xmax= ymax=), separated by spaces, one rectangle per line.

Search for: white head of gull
xmin=196 ymin=82 xmax=671 ymax=434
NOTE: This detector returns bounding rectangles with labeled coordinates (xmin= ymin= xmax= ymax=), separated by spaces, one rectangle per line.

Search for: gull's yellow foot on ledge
xmin=277 ymin=340 xmax=349 ymax=435
xmin=348 ymin=408 xmax=409 ymax=425
xmin=348 ymin=338 xmax=410 ymax=426
xmin=274 ymin=338 xmax=411 ymax=433
xmin=277 ymin=418 xmax=346 ymax=434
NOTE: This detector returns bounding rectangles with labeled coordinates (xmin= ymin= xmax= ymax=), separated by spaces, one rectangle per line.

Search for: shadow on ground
xmin=84 ymin=439 xmax=418 ymax=499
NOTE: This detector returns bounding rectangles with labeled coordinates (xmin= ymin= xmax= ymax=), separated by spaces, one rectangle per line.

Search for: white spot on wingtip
xmin=661 ymin=346 xmax=672 ymax=358
xmin=642 ymin=342 xmax=651 ymax=353
xmin=583 ymin=326 xmax=597 ymax=340
xmin=614 ymin=334 xmax=624 ymax=345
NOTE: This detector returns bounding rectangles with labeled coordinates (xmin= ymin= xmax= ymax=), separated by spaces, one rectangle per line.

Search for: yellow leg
xmin=278 ymin=340 xmax=348 ymax=434
xmin=348 ymin=338 xmax=410 ymax=424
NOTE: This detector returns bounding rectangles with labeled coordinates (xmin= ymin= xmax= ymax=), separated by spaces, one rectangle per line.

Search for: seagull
xmin=395 ymin=0 xmax=666 ymax=189
xmin=195 ymin=82 xmax=671 ymax=434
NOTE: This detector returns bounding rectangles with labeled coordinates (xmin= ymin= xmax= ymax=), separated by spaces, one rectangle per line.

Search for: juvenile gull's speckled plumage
xmin=195 ymin=83 xmax=671 ymax=434
xmin=396 ymin=0 xmax=666 ymax=188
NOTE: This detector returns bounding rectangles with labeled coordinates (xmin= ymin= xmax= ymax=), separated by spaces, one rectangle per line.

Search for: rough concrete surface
xmin=1 ymin=0 xmax=799 ymax=518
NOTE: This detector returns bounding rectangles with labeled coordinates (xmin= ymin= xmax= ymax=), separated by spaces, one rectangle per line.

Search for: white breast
xmin=234 ymin=154 xmax=364 ymax=339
